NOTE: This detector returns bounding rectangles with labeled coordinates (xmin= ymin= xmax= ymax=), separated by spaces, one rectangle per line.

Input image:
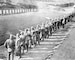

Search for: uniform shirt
xmin=4 ymin=39 xmax=15 ymax=50
xmin=31 ymin=30 xmax=34 ymax=34
xmin=62 ymin=19 xmax=65 ymax=24
xmin=41 ymin=25 xmax=45 ymax=29
xmin=19 ymin=35 xmax=24 ymax=39
xmin=27 ymin=31 xmax=31 ymax=35
xmin=15 ymin=37 xmax=20 ymax=48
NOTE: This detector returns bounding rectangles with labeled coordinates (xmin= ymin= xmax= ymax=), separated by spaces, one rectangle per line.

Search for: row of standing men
xmin=4 ymin=15 xmax=73 ymax=60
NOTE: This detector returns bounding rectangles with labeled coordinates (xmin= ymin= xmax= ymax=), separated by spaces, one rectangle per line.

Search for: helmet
xmin=26 ymin=28 xmax=31 ymax=35
xmin=31 ymin=26 xmax=34 ymax=30
xmin=41 ymin=23 xmax=45 ymax=29
xmin=26 ymin=28 xmax=29 ymax=32
xmin=45 ymin=23 xmax=49 ymax=27
xmin=35 ymin=25 xmax=39 ymax=31
xmin=9 ymin=34 xmax=15 ymax=40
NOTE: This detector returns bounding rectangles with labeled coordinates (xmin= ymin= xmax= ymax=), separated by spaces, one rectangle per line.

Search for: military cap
xmin=41 ymin=23 xmax=45 ymax=29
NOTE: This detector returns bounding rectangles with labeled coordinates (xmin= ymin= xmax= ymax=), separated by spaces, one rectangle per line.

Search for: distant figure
xmin=30 ymin=26 xmax=36 ymax=46
xmin=19 ymin=31 xmax=25 ymax=54
xmin=4 ymin=34 xmax=15 ymax=60
xmin=35 ymin=25 xmax=40 ymax=45
xmin=40 ymin=23 xmax=45 ymax=41
xmin=15 ymin=33 xmax=22 ymax=58
xmin=24 ymin=28 xmax=32 ymax=52
xmin=45 ymin=23 xmax=49 ymax=38
xmin=26 ymin=28 xmax=32 ymax=48
xmin=48 ymin=21 xmax=52 ymax=36
xmin=62 ymin=18 xmax=65 ymax=28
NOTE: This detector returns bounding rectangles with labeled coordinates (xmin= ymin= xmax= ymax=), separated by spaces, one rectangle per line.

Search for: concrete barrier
xmin=23 ymin=9 xmax=25 ymax=12
xmin=31 ymin=9 xmax=32 ymax=12
xmin=20 ymin=9 xmax=21 ymax=13
xmin=0 ymin=10 xmax=2 ymax=15
xmin=21 ymin=9 xmax=22 ymax=13
xmin=26 ymin=9 xmax=28 ymax=12
xmin=34 ymin=9 xmax=37 ymax=12
xmin=11 ymin=10 xmax=13 ymax=14
xmin=5 ymin=10 xmax=7 ymax=14
xmin=29 ymin=9 xmax=31 ymax=12
xmin=23 ymin=9 xmax=24 ymax=12
xmin=32 ymin=9 xmax=34 ymax=12
xmin=26 ymin=9 xmax=27 ymax=12
xmin=11 ymin=10 xmax=12 ymax=14
xmin=15 ymin=9 xmax=17 ymax=14
xmin=6 ymin=10 xmax=9 ymax=14
xmin=27 ymin=9 xmax=30 ymax=12
xmin=21 ymin=9 xmax=23 ymax=13
xmin=17 ymin=9 xmax=19 ymax=13
xmin=28 ymin=9 xmax=29 ymax=12
xmin=9 ymin=9 xmax=12 ymax=14
xmin=12 ymin=9 xmax=14 ymax=14
xmin=27 ymin=9 xmax=29 ymax=12
xmin=28 ymin=9 xmax=30 ymax=12
xmin=0 ymin=8 xmax=37 ymax=15
xmin=24 ymin=9 xmax=26 ymax=12
xmin=3 ymin=10 xmax=6 ymax=15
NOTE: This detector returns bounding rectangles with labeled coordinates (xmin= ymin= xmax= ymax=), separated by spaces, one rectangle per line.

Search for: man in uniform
xmin=57 ymin=18 xmax=61 ymax=30
xmin=40 ymin=23 xmax=45 ymax=41
xmin=35 ymin=25 xmax=41 ymax=45
xmin=18 ymin=30 xmax=26 ymax=56
xmin=48 ymin=20 xmax=52 ymax=36
xmin=30 ymin=26 xmax=38 ymax=46
xmin=15 ymin=33 xmax=22 ymax=58
xmin=52 ymin=21 xmax=55 ymax=32
xmin=62 ymin=18 xmax=65 ymax=28
xmin=45 ymin=17 xmax=53 ymax=36
xmin=4 ymin=34 xmax=15 ymax=60
xmin=45 ymin=22 xmax=49 ymax=38
xmin=53 ymin=20 xmax=57 ymax=31
xmin=24 ymin=28 xmax=32 ymax=52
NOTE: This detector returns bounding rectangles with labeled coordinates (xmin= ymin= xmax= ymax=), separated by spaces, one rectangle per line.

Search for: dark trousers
xmin=19 ymin=46 xmax=21 ymax=58
xmin=7 ymin=51 xmax=14 ymax=60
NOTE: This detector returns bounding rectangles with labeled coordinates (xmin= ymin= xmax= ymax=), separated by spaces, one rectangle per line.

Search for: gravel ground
xmin=50 ymin=22 xmax=75 ymax=60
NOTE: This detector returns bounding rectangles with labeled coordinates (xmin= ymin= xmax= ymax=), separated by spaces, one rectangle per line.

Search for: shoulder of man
xmin=5 ymin=39 xmax=10 ymax=43
xmin=4 ymin=39 xmax=10 ymax=48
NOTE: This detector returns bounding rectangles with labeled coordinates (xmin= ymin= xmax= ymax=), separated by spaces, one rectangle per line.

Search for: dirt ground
xmin=51 ymin=21 xmax=75 ymax=60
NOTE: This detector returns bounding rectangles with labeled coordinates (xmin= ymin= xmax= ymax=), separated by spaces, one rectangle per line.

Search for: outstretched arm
xmin=4 ymin=41 xmax=7 ymax=48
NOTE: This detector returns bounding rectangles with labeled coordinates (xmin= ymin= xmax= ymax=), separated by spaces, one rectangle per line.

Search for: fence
xmin=0 ymin=8 xmax=37 ymax=15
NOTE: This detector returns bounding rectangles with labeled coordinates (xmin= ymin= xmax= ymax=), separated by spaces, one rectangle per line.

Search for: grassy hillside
xmin=0 ymin=0 xmax=74 ymax=46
